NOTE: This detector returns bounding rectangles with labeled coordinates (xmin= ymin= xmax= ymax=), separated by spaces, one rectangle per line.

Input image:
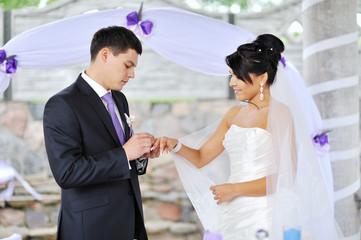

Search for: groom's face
xmin=102 ymin=48 xmax=139 ymax=91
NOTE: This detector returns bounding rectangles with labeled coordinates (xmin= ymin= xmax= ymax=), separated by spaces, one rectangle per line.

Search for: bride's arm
xmin=157 ymin=106 xmax=240 ymax=168
xmin=210 ymin=177 xmax=266 ymax=204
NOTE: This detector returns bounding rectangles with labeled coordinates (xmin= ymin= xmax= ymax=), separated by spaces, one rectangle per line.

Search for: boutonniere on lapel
xmin=124 ymin=113 xmax=135 ymax=136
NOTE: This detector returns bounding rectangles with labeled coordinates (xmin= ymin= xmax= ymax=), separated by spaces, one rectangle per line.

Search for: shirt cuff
xmin=124 ymin=151 xmax=131 ymax=170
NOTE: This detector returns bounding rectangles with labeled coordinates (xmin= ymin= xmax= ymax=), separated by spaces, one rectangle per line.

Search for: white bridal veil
xmin=0 ymin=4 xmax=339 ymax=239
xmin=173 ymin=60 xmax=344 ymax=239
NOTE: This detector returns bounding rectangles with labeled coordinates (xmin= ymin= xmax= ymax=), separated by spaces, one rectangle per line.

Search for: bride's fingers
xmin=167 ymin=144 xmax=174 ymax=153
xmin=151 ymin=138 xmax=160 ymax=151
xmin=159 ymin=137 xmax=167 ymax=153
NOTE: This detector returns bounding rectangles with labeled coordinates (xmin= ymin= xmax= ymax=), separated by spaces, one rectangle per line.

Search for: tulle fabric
xmin=172 ymin=62 xmax=344 ymax=239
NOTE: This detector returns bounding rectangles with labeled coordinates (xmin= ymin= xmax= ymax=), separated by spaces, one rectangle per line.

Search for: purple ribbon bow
xmin=313 ymin=132 xmax=329 ymax=147
xmin=0 ymin=49 xmax=18 ymax=74
xmin=126 ymin=11 xmax=153 ymax=35
xmin=6 ymin=58 xmax=18 ymax=74
xmin=0 ymin=49 xmax=6 ymax=65
xmin=312 ymin=131 xmax=330 ymax=157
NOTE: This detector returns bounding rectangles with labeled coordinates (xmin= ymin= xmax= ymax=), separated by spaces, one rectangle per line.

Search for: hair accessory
xmin=280 ymin=56 xmax=286 ymax=68
xmin=126 ymin=2 xmax=153 ymax=35
xmin=259 ymin=83 xmax=264 ymax=101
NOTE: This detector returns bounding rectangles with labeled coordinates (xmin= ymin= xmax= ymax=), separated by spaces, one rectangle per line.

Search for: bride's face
xmin=229 ymin=69 xmax=263 ymax=102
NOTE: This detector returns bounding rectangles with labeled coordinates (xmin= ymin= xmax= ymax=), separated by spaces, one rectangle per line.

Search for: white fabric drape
xmin=0 ymin=160 xmax=42 ymax=200
xmin=0 ymin=7 xmax=254 ymax=93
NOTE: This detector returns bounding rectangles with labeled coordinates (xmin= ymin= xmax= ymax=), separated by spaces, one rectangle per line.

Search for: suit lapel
xmin=75 ymin=76 xmax=121 ymax=146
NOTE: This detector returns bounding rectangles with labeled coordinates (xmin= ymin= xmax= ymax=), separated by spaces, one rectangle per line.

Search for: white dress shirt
xmin=81 ymin=71 xmax=131 ymax=169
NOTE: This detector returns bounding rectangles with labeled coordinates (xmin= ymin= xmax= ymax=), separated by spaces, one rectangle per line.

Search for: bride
xmin=154 ymin=34 xmax=343 ymax=239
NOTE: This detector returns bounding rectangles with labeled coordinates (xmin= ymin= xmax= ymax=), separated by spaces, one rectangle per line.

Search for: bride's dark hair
xmin=226 ymin=34 xmax=284 ymax=86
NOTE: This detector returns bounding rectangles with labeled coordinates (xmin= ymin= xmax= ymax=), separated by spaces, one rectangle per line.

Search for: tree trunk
xmin=303 ymin=0 xmax=359 ymax=238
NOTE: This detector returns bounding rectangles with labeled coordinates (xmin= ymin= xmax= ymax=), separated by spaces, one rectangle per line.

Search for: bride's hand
xmin=153 ymin=136 xmax=178 ymax=154
xmin=210 ymin=184 xmax=238 ymax=205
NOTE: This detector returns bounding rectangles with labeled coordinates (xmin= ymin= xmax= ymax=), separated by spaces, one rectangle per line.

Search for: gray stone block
xmin=26 ymin=210 xmax=49 ymax=229
xmin=23 ymin=151 xmax=43 ymax=175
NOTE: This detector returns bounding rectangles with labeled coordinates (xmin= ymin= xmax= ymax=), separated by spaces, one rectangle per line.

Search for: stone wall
xmin=0 ymin=98 xmax=237 ymax=240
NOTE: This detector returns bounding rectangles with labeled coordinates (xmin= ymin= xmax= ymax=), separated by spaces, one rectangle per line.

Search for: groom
xmin=43 ymin=26 xmax=158 ymax=240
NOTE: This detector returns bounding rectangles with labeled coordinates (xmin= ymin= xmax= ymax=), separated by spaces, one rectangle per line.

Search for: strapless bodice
xmin=222 ymin=125 xmax=276 ymax=183
xmin=220 ymin=125 xmax=276 ymax=240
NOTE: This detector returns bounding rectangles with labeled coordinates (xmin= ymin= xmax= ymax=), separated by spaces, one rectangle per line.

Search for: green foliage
xmin=0 ymin=0 xmax=58 ymax=9
xmin=200 ymin=0 xmax=248 ymax=9
xmin=0 ymin=0 xmax=39 ymax=9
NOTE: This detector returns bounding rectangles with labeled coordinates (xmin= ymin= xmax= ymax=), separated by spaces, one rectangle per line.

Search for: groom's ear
xmin=98 ymin=47 xmax=111 ymax=62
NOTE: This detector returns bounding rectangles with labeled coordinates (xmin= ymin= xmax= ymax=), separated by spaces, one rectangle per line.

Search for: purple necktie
xmin=102 ymin=92 xmax=126 ymax=145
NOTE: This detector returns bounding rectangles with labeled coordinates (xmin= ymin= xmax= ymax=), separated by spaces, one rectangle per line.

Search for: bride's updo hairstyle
xmin=226 ymin=34 xmax=284 ymax=86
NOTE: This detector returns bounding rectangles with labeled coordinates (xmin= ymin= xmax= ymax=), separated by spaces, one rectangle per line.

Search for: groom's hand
xmin=123 ymin=133 xmax=154 ymax=160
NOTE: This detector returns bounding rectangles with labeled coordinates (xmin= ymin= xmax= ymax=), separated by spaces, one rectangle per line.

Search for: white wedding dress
xmin=172 ymin=64 xmax=344 ymax=240
xmin=219 ymin=125 xmax=276 ymax=240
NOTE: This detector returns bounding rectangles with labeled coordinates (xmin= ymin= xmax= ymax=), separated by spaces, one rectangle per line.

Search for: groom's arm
xmin=43 ymin=95 xmax=131 ymax=189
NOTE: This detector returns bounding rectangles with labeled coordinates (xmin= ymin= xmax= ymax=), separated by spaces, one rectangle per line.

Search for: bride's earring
xmin=259 ymin=83 xmax=264 ymax=101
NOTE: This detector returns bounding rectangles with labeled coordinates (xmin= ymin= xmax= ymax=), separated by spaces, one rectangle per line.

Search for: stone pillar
xmin=302 ymin=0 xmax=359 ymax=238
xmin=3 ymin=10 xmax=13 ymax=100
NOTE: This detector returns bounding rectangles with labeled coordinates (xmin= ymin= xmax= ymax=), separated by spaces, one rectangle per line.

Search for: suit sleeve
xmin=43 ymin=95 xmax=131 ymax=189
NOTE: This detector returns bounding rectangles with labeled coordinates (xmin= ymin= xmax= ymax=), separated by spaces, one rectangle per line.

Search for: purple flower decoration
xmin=126 ymin=3 xmax=153 ymax=36
xmin=0 ymin=49 xmax=6 ymax=65
xmin=5 ymin=58 xmax=17 ymax=74
xmin=255 ymin=229 xmax=269 ymax=239
xmin=312 ymin=130 xmax=330 ymax=157
xmin=0 ymin=49 xmax=18 ymax=74
xmin=203 ymin=231 xmax=222 ymax=240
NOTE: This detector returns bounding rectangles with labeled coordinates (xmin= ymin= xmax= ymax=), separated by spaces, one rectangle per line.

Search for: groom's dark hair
xmin=90 ymin=26 xmax=142 ymax=61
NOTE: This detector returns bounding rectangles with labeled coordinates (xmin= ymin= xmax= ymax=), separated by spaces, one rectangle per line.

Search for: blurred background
xmin=0 ymin=0 xmax=360 ymax=239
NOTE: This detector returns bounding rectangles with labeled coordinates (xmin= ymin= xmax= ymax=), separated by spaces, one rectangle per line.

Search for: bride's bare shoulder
xmin=226 ymin=104 xmax=243 ymax=116
xmin=222 ymin=104 xmax=245 ymax=124
xmin=271 ymin=100 xmax=293 ymax=119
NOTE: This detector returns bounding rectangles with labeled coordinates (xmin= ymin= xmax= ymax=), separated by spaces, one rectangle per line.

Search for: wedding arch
xmin=0 ymin=4 xmax=333 ymax=208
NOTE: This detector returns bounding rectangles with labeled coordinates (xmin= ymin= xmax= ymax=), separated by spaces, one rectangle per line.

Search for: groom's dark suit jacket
xmin=43 ymin=75 xmax=148 ymax=240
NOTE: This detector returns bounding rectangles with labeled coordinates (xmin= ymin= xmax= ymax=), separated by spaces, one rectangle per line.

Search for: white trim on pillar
xmin=334 ymin=179 xmax=360 ymax=202
xmin=344 ymin=231 xmax=360 ymax=240
xmin=330 ymin=148 xmax=360 ymax=162
xmin=322 ymin=113 xmax=359 ymax=129
xmin=302 ymin=0 xmax=326 ymax=11
xmin=308 ymin=75 xmax=359 ymax=96
xmin=303 ymin=32 xmax=358 ymax=60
